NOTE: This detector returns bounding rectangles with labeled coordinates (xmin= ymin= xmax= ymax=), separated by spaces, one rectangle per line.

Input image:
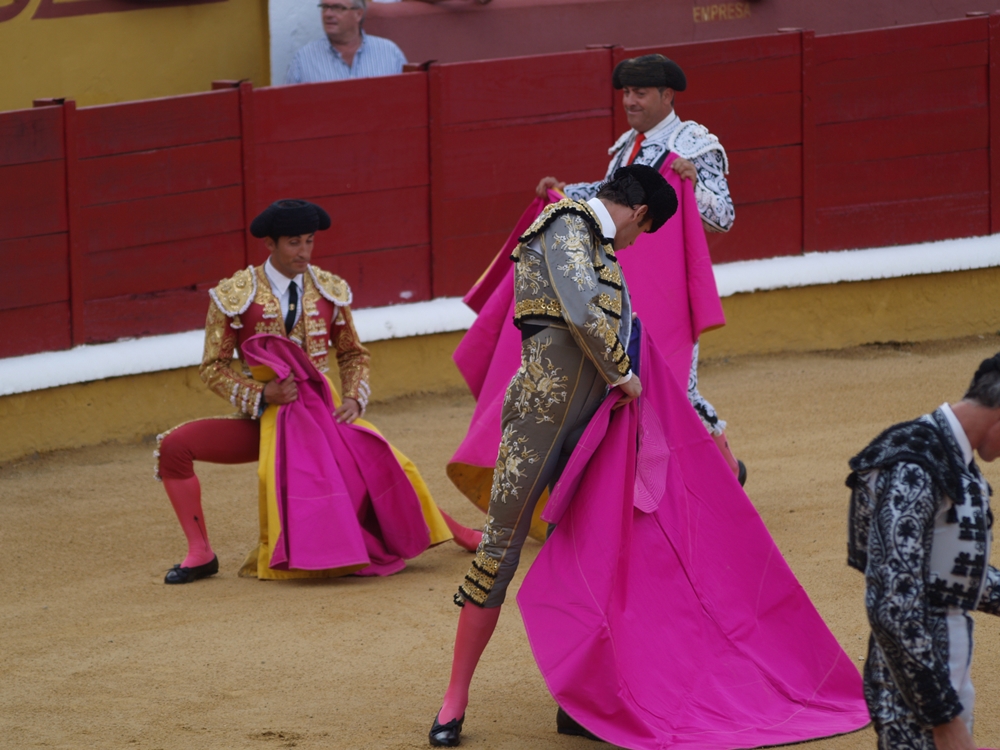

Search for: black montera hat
xmin=613 ymin=164 xmax=678 ymax=233
xmin=249 ymin=199 xmax=332 ymax=239
xmin=612 ymin=54 xmax=687 ymax=92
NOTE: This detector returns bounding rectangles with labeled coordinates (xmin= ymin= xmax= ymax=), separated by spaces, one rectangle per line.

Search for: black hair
xmin=964 ymin=352 xmax=1000 ymax=408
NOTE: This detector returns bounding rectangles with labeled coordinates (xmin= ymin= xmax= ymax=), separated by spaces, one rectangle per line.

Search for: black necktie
xmin=284 ymin=282 xmax=298 ymax=334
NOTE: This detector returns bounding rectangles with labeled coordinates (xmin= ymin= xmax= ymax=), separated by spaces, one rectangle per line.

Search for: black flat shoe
xmin=164 ymin=555 xmax=219 ymax=584
xmin=556 ymin=707 xmax=601 ymax=741
xmin=429 ymin=713 xmax=464 ymax=747
xmin=737 ymin=460 xmax=747 ymax=487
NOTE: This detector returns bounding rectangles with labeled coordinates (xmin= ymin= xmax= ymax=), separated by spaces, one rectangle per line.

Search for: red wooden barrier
xmin=0 ymin=105 xmax=71 ymax=358
xmin=811 ymin=17 xmax=991 ymax=250
xmin=251 ymin=74 xmax=431 ymax=308
xmin=428 ymin=49 xmax=615 ymax=297
xmin=614 ymin=33 xmax=805 ymax=263
xmin=1 ymin=16 xmax=998 ymax=360
xmin=74 ymin=90 xmax=244 ymax=343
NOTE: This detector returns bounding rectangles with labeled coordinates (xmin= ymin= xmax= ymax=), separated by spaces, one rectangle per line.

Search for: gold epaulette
xmin=209 ymin=266 xmax=257 ymax=317
xmin=518 ymin=199 xmax=608 ymax=247
xmin=308 ymin=265 xmax=353 ymax=307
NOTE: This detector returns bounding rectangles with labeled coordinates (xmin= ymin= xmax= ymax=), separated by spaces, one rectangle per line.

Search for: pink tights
xmin=438 ymin=603 xmax=502 ymax=723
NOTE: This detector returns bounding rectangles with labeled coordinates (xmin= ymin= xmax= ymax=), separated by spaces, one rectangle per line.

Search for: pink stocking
xmin=162 ymin=476 xmax=215 ymax=568
xmin=711 ymin=431 xmax=740 ymax=476
xmin=438 ymin=604 xmax=502 ymax=723
xmin=439 ymin=509 xmax=482 ymax=552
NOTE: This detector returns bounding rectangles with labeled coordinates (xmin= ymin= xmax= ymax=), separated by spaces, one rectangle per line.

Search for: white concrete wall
xmin=269 ymin=0 xmax=326 ymax=85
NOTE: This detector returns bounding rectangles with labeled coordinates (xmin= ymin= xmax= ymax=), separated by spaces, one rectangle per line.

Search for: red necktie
xmin=626 ymin=133 xmax=645 ymax=165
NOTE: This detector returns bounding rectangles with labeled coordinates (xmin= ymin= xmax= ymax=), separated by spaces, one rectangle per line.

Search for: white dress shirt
xmin=264 ymin=258 xmax=304 ymax=331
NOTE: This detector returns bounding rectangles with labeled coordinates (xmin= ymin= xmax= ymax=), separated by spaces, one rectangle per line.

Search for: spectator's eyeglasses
xmin=318 ymin=3 xmax=360 ymax=11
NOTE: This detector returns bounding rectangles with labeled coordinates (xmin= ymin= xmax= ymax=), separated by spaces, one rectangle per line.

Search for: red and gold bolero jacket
xmin=200 ymin=264 xmax=371 ymax=418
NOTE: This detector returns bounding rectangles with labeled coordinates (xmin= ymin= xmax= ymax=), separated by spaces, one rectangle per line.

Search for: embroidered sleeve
xmin=865 ymin=462 xmax=964 ymax=727
xmin=692 ymin=149 xmax=734 ymax=232
xmin=330 ymin=305 xmax=371 ymax=411
xmin=198 ymin=302 xmax=264 ymax=418
xmin=542 ymin=215 xmax=630 ymax=385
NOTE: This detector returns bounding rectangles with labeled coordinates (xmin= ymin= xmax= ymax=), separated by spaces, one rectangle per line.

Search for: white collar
xmin=264 ymin=257 xmax=303 ymax=296
xmin=637 ymin=110 xmax=678 ymax=141
xmin=941 ymin=403 xmax=974 ymax=465
xmin=586 ymin=198 xmax=616 ymax=241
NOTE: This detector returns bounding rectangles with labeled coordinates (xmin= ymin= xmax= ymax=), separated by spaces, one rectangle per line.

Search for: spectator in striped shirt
xmin=285 ymin=0 xmax=406 ymax=84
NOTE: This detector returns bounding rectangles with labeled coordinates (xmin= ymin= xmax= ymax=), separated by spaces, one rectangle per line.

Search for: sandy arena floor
xmin=3 ymin=335 xmax=1000 ymax=750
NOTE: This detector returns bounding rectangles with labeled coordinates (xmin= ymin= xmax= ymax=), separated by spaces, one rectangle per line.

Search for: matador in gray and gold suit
xmin=430 ymin=165 xmax=677 ymax=748
xmin=455 ymin=196 xmax=633 ymax=608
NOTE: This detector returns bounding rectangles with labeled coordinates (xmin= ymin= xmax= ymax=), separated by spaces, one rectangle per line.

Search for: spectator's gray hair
xmin=964 ymin=352 xmax=1000 ymax=408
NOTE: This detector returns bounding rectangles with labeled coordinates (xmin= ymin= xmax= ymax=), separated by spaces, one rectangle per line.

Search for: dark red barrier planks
xmin=430 ymin=48 xmax=615 ymax=297
xmin=84 ymin=232 xmax=245 ymax=300
xmin=814 ymin=192 xmax=990 ymax=251
xmin=679 ymin=92 xmax=802 ymax=152
xmin=802 ymin=30 xmax=818 ymax=251
xmin=80 ymin=186 xmax=244 ymax=255
xmin=432 ymin=51 xmax=610 ymax=126
xmin=815 ymin=150 xmax=989 ymax=209
xmin=814 ymin=66 xmax=987 ymax=125
xmin=83 ymin=287 xmax=212 ymax=343
xmin=814 ymin=17 xmax=987 ymax=66
xmin=257 ymin=130 xmax=428 ymax=196
xmin=0 ymin=104 xmax=74 ymax=357
xmin=252 ymin=75 xmax=432 ymax=304
xmin=75 ymin=90 xmax=240 ymax=158
xmin=811 ymin=17 xmax=991 ymax=251
xmin=313 ymin=245 xmax=432 ymax=309
xmin=305 ymin=186 xmax=429 ymax=256
xmin=254 ymin=74 xmax=428 ymax=143
xmin=0 ymin=160 xmax=67 ymax=241
xmin=707 ymin=199 xmax=803 ymax=263
xmin=726 ymin=146 xmax=801 ymax=204
xmin=434 ymin=116 xmax=611 ymax=202
xmin=0 ymin=106 xmax=64 ymax=166
xmin=991 ymin=13 xmax=1000 ymax=233
xmin=78 ymin=140 xmax=242 ymax=206
xmin=0 ymin=303 xmax=72 ymax=358
xmin=0 ymin=234 xmax=69 ymax=312
xmin=816 ymin=108 xmax=989 ymax=163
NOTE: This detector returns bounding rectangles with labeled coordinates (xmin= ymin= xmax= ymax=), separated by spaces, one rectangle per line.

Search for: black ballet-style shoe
xmin=556 ymin=707 xmax=601 ymax=742
xmin=429 ymin=712 xmax=464 ymax=747
xmin=164 ymin=555 xmax=219 ymax=584
xmin=737 ymin=460 xmax=748 ymax=487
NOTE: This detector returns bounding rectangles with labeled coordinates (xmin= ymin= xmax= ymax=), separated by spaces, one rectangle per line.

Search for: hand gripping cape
xmin=240 ymin=333 xmax=431 ymax=577
xmin=517 ymin=327 xmax=870 ymax=749
xmin=448 ymin=154 xmax=726 ymax=538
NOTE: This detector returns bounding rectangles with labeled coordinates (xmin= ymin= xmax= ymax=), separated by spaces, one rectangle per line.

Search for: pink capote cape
xmin=516 ymin=329 xmax=870 ymax=749
xmin=449 ymin=159 xmax=726 ymax=526
xmin=241 ymin=334 xmax=430 ymax=576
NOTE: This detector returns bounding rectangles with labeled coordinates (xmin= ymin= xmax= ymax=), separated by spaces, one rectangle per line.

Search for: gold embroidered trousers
xmin=458 ymin=325 xmax=607 ymax=608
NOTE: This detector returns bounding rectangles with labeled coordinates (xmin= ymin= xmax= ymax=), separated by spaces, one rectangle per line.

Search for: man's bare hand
xmin=536 ymin=176 xmax=565 ymax=198
xmin=671 ymin=157 xmax=696 ymax=182
xmin=613 ymin=374 xmax=642 ymax=409
xmin=932 ymin=718 xmax=975 ymax=750
xmin=263 ymin=374 xmax=298 ymax=405
xmin=335 ymin=398 xmax=361 ymax=424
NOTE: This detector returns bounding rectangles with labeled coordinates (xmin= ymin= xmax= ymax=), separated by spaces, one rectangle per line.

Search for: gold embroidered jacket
xmin=512 ymin=199 xmax=632 ymax=384
xmin=200 ymin=264 xmax=371 ymax=417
